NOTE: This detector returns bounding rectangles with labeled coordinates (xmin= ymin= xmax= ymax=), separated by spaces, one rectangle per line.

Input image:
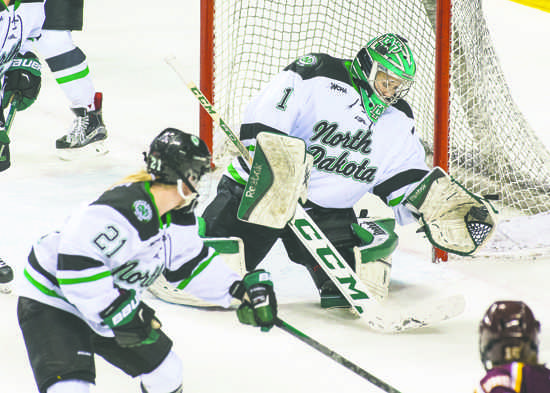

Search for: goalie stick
xmin=165 ymin=56 xmax=465 ymax=333
xmin=275 ymin=318 xmax=402 ymax=393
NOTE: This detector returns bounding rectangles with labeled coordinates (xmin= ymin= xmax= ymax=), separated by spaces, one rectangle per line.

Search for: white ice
xmin=1 ymin=1 xmax=550 ymax=392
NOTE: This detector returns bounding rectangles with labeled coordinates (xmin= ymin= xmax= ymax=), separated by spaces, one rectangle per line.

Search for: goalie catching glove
xmin=100 ymin=288 xmax=161 ymax=347
xmin=404 ymin=167 xmax=497 ymax=256
xmin=230 ymin=270 xmax=277 ymax=332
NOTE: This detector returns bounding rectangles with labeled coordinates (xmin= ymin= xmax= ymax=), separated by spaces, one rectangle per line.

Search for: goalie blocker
xmin=404 ymin=167 xmax=498 ymax=256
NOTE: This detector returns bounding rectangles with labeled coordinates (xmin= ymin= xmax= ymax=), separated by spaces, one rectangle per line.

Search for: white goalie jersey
xmin=19 ymin=182 xmax=241 ymax=336
xmin=224 ymin=53 xmax=429 ymax=225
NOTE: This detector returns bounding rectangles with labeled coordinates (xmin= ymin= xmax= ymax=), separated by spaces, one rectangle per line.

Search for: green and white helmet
xmin=350 ymin=33 xmax=416 ymax=122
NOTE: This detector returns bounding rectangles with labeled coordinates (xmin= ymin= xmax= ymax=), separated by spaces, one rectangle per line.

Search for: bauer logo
xmin=297 ymin=54 xmax=318 ymax=67
xmin=133 ymin=200 xmax=153 ymax=222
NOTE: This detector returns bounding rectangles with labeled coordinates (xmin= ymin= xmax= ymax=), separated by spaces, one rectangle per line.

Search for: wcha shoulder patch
xmin=297 ymin=54 xmax=318 ymax=67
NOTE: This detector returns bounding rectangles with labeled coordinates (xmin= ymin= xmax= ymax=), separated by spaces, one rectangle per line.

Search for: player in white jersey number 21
xmin=17 ymin=128 xmax=278 ymax=393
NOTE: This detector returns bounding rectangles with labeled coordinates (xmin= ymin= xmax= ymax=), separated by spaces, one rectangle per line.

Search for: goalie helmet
xmin=350 ymin=33 xmax=416 ymax=122
xmin=479 ymin=300 xmax=540 ymax=371
xmin=145 ymin=128 xmax=211 ymax=195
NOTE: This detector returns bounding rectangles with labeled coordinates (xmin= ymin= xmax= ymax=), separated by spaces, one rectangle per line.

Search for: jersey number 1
xmin=276 ymin=87 xmax=293 ymax=111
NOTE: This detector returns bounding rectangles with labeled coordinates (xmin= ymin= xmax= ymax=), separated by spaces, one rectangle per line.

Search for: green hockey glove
xmin=0 ymin=131 xmax=10 ymax=172
xmin=100 ymin=289 xmax=161 ymax=347
xmin=230 ymin=270 xmax=277 ymax=332
xmin=2 ymin=52 xmax=41 ymax=111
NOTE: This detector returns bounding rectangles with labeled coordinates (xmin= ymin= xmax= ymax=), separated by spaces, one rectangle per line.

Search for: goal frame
xmin=199 ymin=0 xmax=454 ymax=262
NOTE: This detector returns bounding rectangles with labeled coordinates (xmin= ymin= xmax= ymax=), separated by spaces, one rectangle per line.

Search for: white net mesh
xmin=206 ymin=0 xmax=550 ymax=256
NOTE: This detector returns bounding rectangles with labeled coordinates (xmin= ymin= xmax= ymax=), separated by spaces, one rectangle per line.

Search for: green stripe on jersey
xmin=388 ymin=194 xmax=405 ymax=207
xmin=177 ymin=251 xmax=218 ymax=290
xmin=24 ymin=269 xmax=63 ymax=299
xmin=227 ymin=163 xmax=247 ymax=185
xmin=58 ymin=270 xmax=111 ymax=285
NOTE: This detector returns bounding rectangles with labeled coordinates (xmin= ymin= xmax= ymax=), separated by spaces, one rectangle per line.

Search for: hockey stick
xmin=275 ymin=318 xmax=402 ymax=393
xmin=165 ymin=56 xmax=465 ymax=332
xmin=0 ymin=96 xmax=19 ymax=161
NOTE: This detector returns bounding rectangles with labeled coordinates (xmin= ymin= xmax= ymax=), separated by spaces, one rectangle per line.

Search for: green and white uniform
xmin=19 ymin=181 xmax=241 ymax=337
xmin=0 ymin=0 xmax=44 ymax=78
xmin=225 ymin=53 xmax=428 ymax=225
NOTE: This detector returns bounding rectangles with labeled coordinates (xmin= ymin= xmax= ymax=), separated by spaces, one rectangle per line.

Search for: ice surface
xmin=1 ymin=1 xmax=549 ymax=392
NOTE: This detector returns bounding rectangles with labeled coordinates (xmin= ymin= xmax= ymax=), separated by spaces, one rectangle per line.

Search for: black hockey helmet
xmin=479 ymin=300 xmax=540 ymax=370
xmin=144 ymin=128 xmax=211 ymax=193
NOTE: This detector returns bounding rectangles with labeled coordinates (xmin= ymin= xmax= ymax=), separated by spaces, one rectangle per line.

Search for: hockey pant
xmin=43 ymin=0 xmax=84 ymax=31
xmin=17 ymin=297 xmax=177 ymax=393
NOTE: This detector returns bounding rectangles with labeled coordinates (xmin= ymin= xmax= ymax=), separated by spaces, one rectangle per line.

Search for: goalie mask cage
xmin=199 ymin=0 xmax=550 ymax=260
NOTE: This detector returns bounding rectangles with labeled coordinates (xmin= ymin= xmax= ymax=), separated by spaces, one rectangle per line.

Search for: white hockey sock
xmin=140 ymin=350 xmax=183 ymax=393
xmin=47 ymin=380 xmax=91 ymax=393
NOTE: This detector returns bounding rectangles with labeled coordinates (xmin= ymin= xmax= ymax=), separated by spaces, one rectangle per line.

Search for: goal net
xmin=199 ymin=0 xmax=550 ymax=258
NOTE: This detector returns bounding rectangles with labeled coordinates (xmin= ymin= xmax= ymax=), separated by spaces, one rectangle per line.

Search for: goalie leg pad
xmin=353 ymin=218 xmax=398 ymax=301
xmin=237 ymin=132 xmax=311 ymax=229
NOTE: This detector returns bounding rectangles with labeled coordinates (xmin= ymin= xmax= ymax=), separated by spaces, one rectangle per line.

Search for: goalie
xmin=201 ymin=33 xmax=497 ymax=308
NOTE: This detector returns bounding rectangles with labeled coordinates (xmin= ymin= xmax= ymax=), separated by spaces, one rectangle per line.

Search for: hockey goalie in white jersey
xmin=201 ymin=33 xmax=497 ymax=308
xmin=17 ymin=129 xmax=278 ymax=393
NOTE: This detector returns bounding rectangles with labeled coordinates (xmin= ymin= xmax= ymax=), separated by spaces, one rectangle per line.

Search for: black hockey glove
xmin=2 ymin=52 xmax=41 ymax=111
xmin=230 ymin=269 xmax=277 ymax=332
xmin=100 ymin=289 xmax=161 ymax=347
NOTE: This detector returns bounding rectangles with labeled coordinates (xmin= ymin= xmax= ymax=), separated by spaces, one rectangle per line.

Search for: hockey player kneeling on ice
xmin=16 ymin=128 xmax=278 ymax=393
xmin=201 ymin=33 xmax=497 ymax=309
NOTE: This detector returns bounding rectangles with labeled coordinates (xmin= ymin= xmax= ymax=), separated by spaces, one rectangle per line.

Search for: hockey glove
xmin=2 ymin=52 xmax=41 ymax=111
xmin=100 ymin=288 xmax=161 ymax=347
xmin=230 ymin=269 xmax=277 ymax=332
xmin=404 ymin=167 xmax=497 ymax=256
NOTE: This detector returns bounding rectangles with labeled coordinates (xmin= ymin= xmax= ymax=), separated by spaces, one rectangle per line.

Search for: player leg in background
xmin=35 ymin=0 xmax=108 ymax=160
xmin=0 ymin=256 xmax=14 ymax=294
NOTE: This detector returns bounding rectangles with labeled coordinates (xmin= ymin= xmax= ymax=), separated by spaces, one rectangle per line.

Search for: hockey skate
xmin=306 ymin=265 xmax=351 ymax=309
xmin=320 ymin=280 xmax=350 ymax=309
xmin=0 ymin=257 xmax=14 ymax=294
xmin=56 ymin=92 xmax=109 ymax=160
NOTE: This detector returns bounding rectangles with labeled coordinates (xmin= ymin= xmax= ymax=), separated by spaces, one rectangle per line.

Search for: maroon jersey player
xmin=475 ymin=300 xmax=550 ymax=393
